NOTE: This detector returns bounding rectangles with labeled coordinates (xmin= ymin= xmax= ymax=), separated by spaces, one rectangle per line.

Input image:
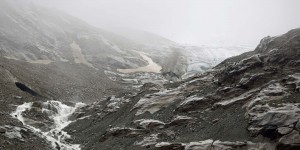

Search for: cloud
xmin=31 ymin=0 xmax=300 ymax=46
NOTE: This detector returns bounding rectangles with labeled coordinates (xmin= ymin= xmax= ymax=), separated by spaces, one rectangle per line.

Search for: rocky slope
xmin=0 ymin=0 xmax=188 ymax=83
xmin=0 ymin=0 xmax=189 ymax=104
xmin=0 ymin=1 xmax=185 ymax=149
xmin=55 ymin=28 xmax=300 ymax=150
xmin=0 ymin=0 xmax=142 ymax=67
xmin=2 ymin=0 xmax=299 ymax=150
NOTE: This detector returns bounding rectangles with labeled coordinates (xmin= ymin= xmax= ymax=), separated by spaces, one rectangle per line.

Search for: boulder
xmin=278 ymin=130 xmax=300 ymax=149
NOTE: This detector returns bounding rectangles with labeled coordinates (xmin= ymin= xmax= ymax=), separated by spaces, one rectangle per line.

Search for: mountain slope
xmin=2 ymin=1 xmax=299 ymax=150
xmin=0 ymin=0 xmax=144 ymax=68
xmin=61 ymin=28 xmax=300 ymax=150
xmin=0 ymin=1 xmax=182 ymax=149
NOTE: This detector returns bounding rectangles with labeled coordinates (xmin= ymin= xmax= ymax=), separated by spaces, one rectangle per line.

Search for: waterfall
xmin=11 ymin=101 xmax=85 ymax=150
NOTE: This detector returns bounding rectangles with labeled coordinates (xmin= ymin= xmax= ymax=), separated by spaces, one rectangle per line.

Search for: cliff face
xmin=58 ymin=28 xmax=300 ymax=150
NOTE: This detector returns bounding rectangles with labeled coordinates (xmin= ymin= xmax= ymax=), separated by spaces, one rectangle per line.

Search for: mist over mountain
xmin=0 ymin=0 xmax=300 ymax=150
xmin=28 ymin=0 xmax=300 ymax=47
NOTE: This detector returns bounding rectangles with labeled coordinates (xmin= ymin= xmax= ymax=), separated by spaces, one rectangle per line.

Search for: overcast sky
xmin=33 ymin=0 xmax=300 ymax=47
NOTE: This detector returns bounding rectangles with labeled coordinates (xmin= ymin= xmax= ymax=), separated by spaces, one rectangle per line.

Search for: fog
xmin=32 ymin=0 xmax=300 ymax=47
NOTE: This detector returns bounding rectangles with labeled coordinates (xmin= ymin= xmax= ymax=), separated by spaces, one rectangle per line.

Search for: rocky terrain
xmin=58 ymin=28 xmax=299 ymax=150
xmin=1 ymin=0 xmax=299 ymax=150
xmin=0 ymin=1 xmax=185 ymax=149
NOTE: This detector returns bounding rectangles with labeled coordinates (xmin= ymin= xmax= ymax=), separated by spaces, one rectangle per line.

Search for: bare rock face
xmin=155 ymin=140 xmax=275 ymax=150
xmin=277 ymin=127 xmax=293 ymax=135
xmin=284 ymin=73 xmax=300 ymax=92
xmin=0 ymin=125 xmax=25 ymax=142
xmin=134 ymin=119 xmax=166 ymax=129
xmin=176 ymin=96 xmax=211 ymax=112
xmin=278 ymin=130 xmax=300 ymax=149
xmin=185 ymin=140 xmax=213 ymax=150
xmin=247 ymin=103 xmax=300 ymax=139
xmin=155 ymin=142 xmax=185 ymax=150
xmin=167 ymin=116 xmax=193 ymax=126
xmin=106 ymin=127 xmax=146 ymax=137
xmin=216 ymin=54 xmax=264 ymax=85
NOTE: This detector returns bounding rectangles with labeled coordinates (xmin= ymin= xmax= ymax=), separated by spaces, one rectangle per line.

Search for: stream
xmin=11 ymin=101 xmax=85 ymax=150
